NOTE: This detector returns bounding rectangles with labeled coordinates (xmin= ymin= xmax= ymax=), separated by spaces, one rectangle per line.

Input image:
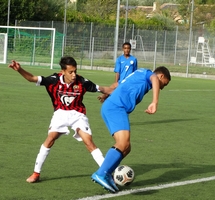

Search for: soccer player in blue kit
xmin=99 ymin=42 xmax=138 ymax=103
xmin=114 ymin=42 xmax=138 ymax=83
xmin=91 ymin=66 xmax=171 ymax=193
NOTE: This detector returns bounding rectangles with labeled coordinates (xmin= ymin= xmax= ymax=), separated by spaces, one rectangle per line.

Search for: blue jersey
xmin=108 ymin=68 xmax=153 ymax=113
xmin=114 ymin=54 xmax=138 ymax=83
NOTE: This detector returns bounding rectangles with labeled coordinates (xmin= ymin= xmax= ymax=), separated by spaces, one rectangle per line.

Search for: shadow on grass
xmin=130 ymin=118 xmax=198 ymax=126
xmin=127 ymin=163 xmax=215 ymax=188
xmin=40 ymin=174 xmax=89 ymax=182
xmin=37 ymin=163 xmax=215 ymax=197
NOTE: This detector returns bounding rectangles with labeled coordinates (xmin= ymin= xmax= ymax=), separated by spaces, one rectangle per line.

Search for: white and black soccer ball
xmin=113 ymin=165 xmax=135 ymax=186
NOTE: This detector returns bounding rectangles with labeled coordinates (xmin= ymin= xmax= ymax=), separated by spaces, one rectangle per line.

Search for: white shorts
xmin=48 ymin=109 xmax=92 ymax=141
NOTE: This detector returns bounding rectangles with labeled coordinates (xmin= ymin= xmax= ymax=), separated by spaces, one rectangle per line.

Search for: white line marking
xmin=76 ymin=176 xmax=215 ymax=200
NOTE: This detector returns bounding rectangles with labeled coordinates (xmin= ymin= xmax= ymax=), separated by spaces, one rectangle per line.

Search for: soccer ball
xmin=113 ymin=165 xmax=135 ymax=186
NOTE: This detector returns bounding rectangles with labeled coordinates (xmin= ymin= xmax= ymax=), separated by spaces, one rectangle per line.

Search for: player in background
xmin=114 ymin=42 xmax=138 ymax=83
xmin=8 ymin=56 xmax=113 ymax=183
xmin=92 ymin=67 xmax=171 ymax=193
xmin=98 ymin=42 xmax=138 ymax=103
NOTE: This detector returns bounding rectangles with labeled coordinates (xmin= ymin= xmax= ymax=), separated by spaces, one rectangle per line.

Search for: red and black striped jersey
xmin=37 ymin=73 xmax=99 ymax=114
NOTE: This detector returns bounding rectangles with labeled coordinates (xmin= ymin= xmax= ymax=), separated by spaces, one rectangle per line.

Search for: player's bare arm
xmin=9 ymin=60 xmax=38 ymax=83
xmin=98 ymin=86 xmax=113 ymax=95
xmin=115 ymin=72 xmax=120 ymax=83
xmin=97 ymin=82 xmax=118 ymax=103
xmin=145 ymin=75 xmax=160 ymax=114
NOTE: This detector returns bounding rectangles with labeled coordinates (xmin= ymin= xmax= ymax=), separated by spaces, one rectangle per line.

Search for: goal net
xmin=0 ymin=33 xmax=7 ymax=64
xmin=0 ymin=26 xmax=63 ymax=69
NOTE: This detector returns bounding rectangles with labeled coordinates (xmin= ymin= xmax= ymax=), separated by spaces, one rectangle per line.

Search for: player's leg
xmin=77 ymin=128 xmax=104 ymax=167
xmin=76 ymin=129 xmax=116 ymax=192
xmin=94 ymin=130 xmax=130 ymax=180
xmin=26 ymin=109 xmax=69 ymax=183
xmin=26 ymin=131 xmax=62 ymax=183
xmin=113 ymin=130 xmax=131 ymax=157
xmin=71 ymin=111 xmax=104 ymax=167
xmin=98 ymin=100 xmax=130 ymax=175
xmin=91 ymin=143 xmax=123 ymax=192
xmin=91 ymin=100 xmax=129 ymax=192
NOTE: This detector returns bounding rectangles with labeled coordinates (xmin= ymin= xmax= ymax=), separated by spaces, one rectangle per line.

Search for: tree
xmin=0 ymin=0 xmax=11 ymax=25
xmin=0 ymin=0 xmax=64 ymax=25
xmin=177 ymin=0 xmax=215 ymax=28
xmin=80 ymin=0 xmax=117 ymax=20
xmin=31 ymin=0 xmax=64 ymax=21
xmin=76 ymin=0 xmax=87 ymax=12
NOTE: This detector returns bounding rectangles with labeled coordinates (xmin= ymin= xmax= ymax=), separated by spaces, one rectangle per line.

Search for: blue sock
xmin=96 ymin=147 xmax=123 ymax=176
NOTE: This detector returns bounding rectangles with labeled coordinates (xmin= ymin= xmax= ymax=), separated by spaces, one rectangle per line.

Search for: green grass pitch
xmin=0 ymin=64 xmax=215 ymax=200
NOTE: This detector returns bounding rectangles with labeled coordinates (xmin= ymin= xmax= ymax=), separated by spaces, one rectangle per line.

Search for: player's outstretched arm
xmin=97 ymin=82 xmax=118 ymax=103
xmin=145 ymin=75 xmax=160 ymax=114
xmin=98 ymin=86 xmax=113 ymax=95
xmin=8 ymin=60 xmax=38 ymax=83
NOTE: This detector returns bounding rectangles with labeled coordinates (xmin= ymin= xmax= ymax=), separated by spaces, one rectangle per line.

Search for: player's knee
xmin=115 ymin=141 xmax=130 ymax=153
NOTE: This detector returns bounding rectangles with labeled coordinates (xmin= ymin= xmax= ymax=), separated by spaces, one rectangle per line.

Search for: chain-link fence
xmin=6 ymin=21 xmax=215 ymax=77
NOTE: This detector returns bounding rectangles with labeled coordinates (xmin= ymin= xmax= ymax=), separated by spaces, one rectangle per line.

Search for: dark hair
xmin=154 ymin=66 xmax=171 ymax=81
xmin=122 ymin=42 xmax=131 ymax=49
xmin=59 ymin=56 xmax=77 ymax=70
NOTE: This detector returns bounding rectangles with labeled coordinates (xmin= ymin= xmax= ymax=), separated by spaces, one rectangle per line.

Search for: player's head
xmin=122 ymin=42 xmax=131 ymax=56
xmin=59 ymin=56 xmax=77 ymax=70
xmin=59 ymin=56 xmax=77 ymax=84
xmin=153 ymin=66 xmax=171 ymax=90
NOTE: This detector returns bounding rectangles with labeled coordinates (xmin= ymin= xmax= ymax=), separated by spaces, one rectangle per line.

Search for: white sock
xmin=91 ymin=148 xmax=104 ymax=167
xmin=34 ymin=144 xmax=50 ymax=173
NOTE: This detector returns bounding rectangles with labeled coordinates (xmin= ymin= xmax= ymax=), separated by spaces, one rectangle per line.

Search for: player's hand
xmin=8 ymin=60 xmax=21 ymax=71
xmin=145 ymin=102 xmax=157 ymax=114
xmin=97 ymin=94 xmax=109 ymax=103
xmin=97 ymin=95 xmax=104 ymax=103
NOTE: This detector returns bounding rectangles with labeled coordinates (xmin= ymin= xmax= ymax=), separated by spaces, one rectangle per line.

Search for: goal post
xmin=0 ymin=33 xmax=8 ymax=64
xmin=0 ymin=25 xmax=58 ymax=69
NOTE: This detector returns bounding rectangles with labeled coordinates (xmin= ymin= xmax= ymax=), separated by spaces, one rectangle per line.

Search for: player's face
xmin=158 ymin=74 xmax=170 ymax=90
xmin=62 ymin=65 xmax=77 ymax=84
xmin=123 ymin=45 xmax=131 ymax=57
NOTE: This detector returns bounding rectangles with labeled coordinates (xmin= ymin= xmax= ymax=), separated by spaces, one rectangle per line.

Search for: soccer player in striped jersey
xmin=9 ymin=56 xmax=113 ymax=183
xmin=92 ymin=67 xmax=171 ymax=193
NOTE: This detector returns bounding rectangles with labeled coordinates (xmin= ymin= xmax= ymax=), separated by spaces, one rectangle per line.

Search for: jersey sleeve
xmin=80 ymin=76 xmax=98 ymax=92
xmin=37 ymin=73 xmax=59 ymax=86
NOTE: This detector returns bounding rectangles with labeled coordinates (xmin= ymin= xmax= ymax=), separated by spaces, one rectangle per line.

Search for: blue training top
xmin=114 ymin=54 xmax=138 ymax=83
xmin=108 ymin=68 xmax=154 ymax=113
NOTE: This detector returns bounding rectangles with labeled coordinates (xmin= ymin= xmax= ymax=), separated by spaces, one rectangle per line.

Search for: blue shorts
xmin=101 ymin=100 xmax=130 ymax=136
